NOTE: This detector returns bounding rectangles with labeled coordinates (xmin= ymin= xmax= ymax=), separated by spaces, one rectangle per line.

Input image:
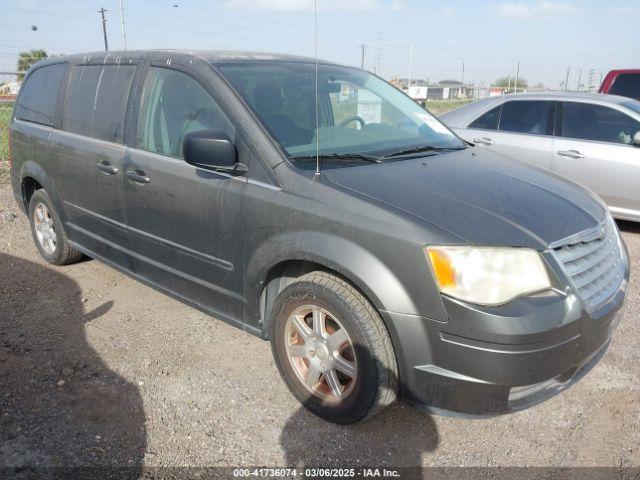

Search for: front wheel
xmin=270 ymin=271 xmax=398 ymax=424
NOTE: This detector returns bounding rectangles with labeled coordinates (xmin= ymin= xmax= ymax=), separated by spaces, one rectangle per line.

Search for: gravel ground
xmin=1 ymin=182 xmax=639 ymax=472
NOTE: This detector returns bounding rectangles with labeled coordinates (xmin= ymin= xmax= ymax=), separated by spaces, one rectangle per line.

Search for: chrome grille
xmin=552 ymin=217 xmax=625 ymax=312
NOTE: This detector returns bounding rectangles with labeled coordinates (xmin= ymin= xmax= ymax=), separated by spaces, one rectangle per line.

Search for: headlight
xmin=426 ymin=246 xmax=551 ymax=306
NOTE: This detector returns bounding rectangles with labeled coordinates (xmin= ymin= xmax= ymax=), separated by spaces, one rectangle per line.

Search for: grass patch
xmin=424 ymin=99 xmax=473 ymax=116
xmin=0 ymin=103 xmax=12 ymax=184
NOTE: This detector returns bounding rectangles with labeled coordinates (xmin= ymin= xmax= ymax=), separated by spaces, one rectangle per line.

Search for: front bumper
xmin=381 ymin=273 xmax=627 ymax=416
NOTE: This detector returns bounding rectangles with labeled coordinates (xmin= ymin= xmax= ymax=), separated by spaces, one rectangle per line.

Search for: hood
xmin=323 ymin=148 xmax=606 ymax=249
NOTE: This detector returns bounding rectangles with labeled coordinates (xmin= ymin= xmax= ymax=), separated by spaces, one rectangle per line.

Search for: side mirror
xmin=634 ymin=131 xmax=640 ymax=147
xmin=183 ymin=130 xmax=247 ymax=175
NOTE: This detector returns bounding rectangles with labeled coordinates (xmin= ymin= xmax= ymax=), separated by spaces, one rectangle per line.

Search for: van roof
xmin=35 ymin=50 xmax=340 ymax=67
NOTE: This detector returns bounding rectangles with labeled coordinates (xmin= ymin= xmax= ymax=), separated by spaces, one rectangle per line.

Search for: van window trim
xmin=14 ymin=61 xmax=70 ymax=130
xmin=132 ymin=63 xmax=238 ymax=160
xmin=133 ymin=61 xmax=280 ymax=187
xmin=61 ymin=62 xmax=140 ymax=145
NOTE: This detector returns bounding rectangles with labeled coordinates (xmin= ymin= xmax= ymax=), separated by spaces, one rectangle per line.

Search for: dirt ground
xmin=1 ymin=182 xmax=639 ymax=474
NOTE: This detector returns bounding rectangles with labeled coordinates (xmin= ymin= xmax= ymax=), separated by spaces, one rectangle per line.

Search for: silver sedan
xmin=441 ymin=92 xmax=640 ymax=221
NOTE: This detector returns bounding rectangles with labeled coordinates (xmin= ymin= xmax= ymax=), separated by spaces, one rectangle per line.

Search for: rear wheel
xmin=270 ymin=271 xmax=398 ymax=424
xmin=29 ymin=189 xmax=84 ymax=266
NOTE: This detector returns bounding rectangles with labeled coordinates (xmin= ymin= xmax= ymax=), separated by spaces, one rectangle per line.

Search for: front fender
xmin=245 ymin=230 xmax=420 ymax=324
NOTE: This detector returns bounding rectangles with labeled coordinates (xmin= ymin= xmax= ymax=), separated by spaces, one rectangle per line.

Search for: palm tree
xmin=17 ymin=49 xmax=48 ymax=80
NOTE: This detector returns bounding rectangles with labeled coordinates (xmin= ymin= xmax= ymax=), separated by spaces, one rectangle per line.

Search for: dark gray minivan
xmin=9 ymin=50 xmax=629 ymax=424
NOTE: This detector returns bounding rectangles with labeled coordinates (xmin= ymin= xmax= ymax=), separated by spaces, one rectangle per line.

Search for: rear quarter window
xmin=14 ymin=63 xmax=68 ymax=127
xmin=64 ymin=64 xmax=136 ymax=143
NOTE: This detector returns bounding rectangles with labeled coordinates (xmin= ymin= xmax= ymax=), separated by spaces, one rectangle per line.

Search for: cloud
xmin=437 ymin=6 xmax=456 ymax=16
xmin=496 ymin=3 xmax=533 ymax=19
xmin=536 ymin=1 xmax=578 ymax=15
xmin=390 ymin=0 xmax=405 ymax=11
xmin=495 ymin=1 xmax=577 ymax=19
xmin=222 ymin=0 xmax=384 ymax=11
xmin=611 ymin=5 xmax=640 ymax=15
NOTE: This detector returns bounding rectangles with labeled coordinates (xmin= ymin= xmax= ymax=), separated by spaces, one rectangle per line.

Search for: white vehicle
xmin=441 ymin=92 xmax=640 ymax=221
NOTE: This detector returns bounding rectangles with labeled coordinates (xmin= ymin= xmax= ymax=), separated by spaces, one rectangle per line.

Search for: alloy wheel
xmin=284 ymin=304 xmax=358 ymax=401
xmin=33 ymin=202 xmax=57 ymax=255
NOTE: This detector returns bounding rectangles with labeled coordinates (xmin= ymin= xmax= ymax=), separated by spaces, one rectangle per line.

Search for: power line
xmin=1 ymin=6 xmax=96 ymax=21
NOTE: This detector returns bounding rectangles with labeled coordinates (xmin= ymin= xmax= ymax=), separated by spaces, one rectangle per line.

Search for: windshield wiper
xmin=382 ymin=145 xmax=466 ymax=159
xmin=290 ymin=153 xmax=382 ymax=164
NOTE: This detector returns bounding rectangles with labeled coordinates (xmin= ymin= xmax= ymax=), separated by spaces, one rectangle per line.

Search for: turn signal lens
xmin=427 ymin=248 xmax=456 ymax=288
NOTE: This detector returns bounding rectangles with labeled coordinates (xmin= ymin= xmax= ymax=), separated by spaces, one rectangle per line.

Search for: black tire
xmin=270 ymin=271 xmax=398 ymax=424
xmin=28 ymin=189 xmax=84 ymax=266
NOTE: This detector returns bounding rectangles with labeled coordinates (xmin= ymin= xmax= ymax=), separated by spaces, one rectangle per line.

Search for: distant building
xmin=390 ymin=78 xmax=428 ymax=89
xmin=390 ymin=77 xmax=474 ymax=101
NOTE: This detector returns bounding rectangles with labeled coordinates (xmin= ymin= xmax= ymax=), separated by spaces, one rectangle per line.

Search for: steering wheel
xmin=339 ymin=115 xmax=366 ymax=129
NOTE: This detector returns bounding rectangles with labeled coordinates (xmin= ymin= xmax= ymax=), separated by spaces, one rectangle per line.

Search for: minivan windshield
xmin=217 ymin=62 xmax=465 ymax=168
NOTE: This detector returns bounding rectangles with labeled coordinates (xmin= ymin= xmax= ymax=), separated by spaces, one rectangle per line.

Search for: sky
xmin=1 ymin=0 xmax=639 ymax=89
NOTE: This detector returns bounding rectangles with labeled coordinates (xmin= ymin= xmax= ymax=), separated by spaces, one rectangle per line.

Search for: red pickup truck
xmin=599 ymin=69 xmax=640 ymax=101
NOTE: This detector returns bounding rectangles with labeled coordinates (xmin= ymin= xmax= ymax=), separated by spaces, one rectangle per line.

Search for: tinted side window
xmin=14 ymin=63 xmax=67 ymax=127
xmin=64 ymin=64 xmax=135 ymax=143
xmin=609 ymin=73 xmax=640 ymax=101
xmin=469 ymin=105 xmax=501 ymax=130
xmin=499 ymin=101 xmax=553 ymax=135
xmin=137 ymin=68 xmax=235 ymax=159
xmin=562 ymin=102 xmax=640 ymax=145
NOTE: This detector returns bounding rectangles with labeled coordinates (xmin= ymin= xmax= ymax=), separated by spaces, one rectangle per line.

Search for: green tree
xmin=17 ymin=49 xmax=47 ymax=80
xmin=493 ymin=76 xmax=529 ymax=90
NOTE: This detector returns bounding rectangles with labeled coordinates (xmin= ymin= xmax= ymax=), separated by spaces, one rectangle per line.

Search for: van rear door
xmin=48 ymin=63 xmax=137 ymax=268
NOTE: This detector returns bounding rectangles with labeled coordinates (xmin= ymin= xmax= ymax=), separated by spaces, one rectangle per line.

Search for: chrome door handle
xmin=97 ymin=161 xmax=119 ymax=175
xmin=473 ymin=137 xmax=494 ymax=146
xmin=126 ymin=170 xmax=150 ymax=184
xmin=557 ymin=150 xmax=584 ymax=159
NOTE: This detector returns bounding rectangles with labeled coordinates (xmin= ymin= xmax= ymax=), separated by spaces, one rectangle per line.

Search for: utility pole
xmin=407 ymin=43 xmax=414 ymax=91
xmin=119 ymin=0 xmax=127 ymax=50
xmin=99 ymin=7 xmax=109 ymax=52
xmin=360 ymin=44 xmax=366 ymax=69
xmin=461 ymin=62 xmax=465 ymax=85
xmin=577 ymin=68 xmax=582 ymax=91
xmin=374 ymin=32 xmax=382 ymax=75
xmin=514 ymin=60 xmax=520 ymax=93
xmin=564 ymin=67 xmax=570 ymax=91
